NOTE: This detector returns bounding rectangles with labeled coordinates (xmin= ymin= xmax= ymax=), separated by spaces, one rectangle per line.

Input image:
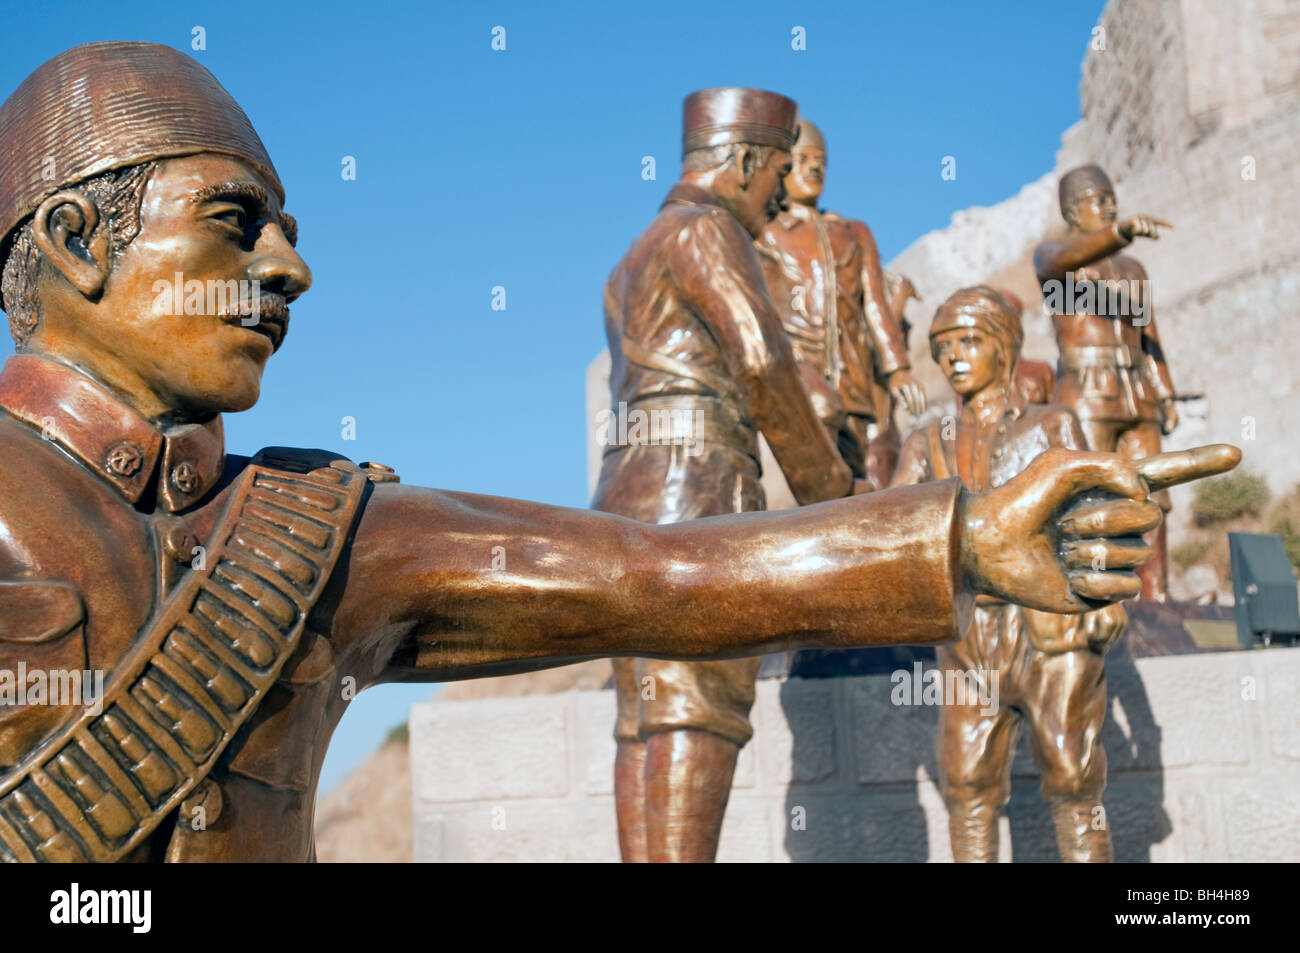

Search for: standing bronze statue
xmin=594 ymin=91 xmax=856 ymax=864
xmin=891 ymin=286 xmax=1127 ymax=862
xmin=0 ymin=46 xmax=1233 ymax=863
xmin=756 ymin=119 xmax=925 ymax=485
xmin=1034 ymin=165 xmax=1178 ymax=601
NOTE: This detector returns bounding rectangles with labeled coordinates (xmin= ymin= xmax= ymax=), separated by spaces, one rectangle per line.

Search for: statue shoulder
xmin=832 ymin=214 xmax=879 ymax=253
xmin=1019 ymin=403 xmax=1086 ymax=451
xmin=821 ymin=209 xmax=867 ymax=233
xmin=1032 ymin=240 xmax=1063 ymax=280
xmin=0 ymin=414 xmax=83 ymax=558
xmin=661 ymin=204 xmax=753 ymax=276
xmin=1110 ymin=253 xmax=1149 ymax=279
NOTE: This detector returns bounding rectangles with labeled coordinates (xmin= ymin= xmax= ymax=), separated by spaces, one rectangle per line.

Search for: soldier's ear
xmin=735 ymin=145 xmax=757 ymax=189
xmin=31 ymin=190 xmax=108 ymax=299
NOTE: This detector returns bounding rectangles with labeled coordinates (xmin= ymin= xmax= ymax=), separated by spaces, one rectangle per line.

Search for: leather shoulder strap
xmin=0 ymin=451 xmax=371 ymax=863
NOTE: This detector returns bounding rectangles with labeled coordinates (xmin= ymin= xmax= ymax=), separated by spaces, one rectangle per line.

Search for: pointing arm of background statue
xmin=1033 ymin=212 xmax=1172 ymax=281
xmin=885 ymin=271 xmax=921 ymax=328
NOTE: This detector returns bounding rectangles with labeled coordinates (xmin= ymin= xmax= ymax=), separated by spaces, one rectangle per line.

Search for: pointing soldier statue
xmin=891 ymin=286 xmax=1128 ymax=862
xmin=0 ymin=45 xmax=1231 ymax=863
xmin=1034 ymin=165 xmax=1179 ymax=601
xmin=756 ymin=118 xmax=926 ymax=486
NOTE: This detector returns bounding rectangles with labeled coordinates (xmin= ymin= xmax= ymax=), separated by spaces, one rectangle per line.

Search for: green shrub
xmin=1191 ymin=471 xmax=1270 ymax=525
xmin=1171 ymin=537 xmax=1213 ymax=569
xmin=384 ymin=721 xmax=410 ymax=746
xmin=1268 ymin=487 xmax=1300 ymax=569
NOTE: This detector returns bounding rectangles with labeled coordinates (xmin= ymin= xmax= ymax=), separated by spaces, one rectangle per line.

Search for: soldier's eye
xmin=210 ymin=205 xmax=247 ymax=232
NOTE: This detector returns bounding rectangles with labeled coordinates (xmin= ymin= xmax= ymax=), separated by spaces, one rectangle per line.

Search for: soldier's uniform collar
xmin=0 ymin=354 xmax=225 ymax=512
xmin=773 ymin=203 xmax=819 ymax=230
xmin=661 ymin=182 xmax=729 ymax=211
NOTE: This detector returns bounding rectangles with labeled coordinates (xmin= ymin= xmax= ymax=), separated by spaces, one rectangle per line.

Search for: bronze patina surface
xmin=756 ymin=118 xmax=925 ymax=485
xmin=1034 ymin=165 xmax=1179 ymax=601
xmin=892 ymin=286 xmax=1126 ymax=862
xmin=596 ymin=89 xmax=853 ymax=864
xmin=0 ymin=47 xmax=1235 ymax=862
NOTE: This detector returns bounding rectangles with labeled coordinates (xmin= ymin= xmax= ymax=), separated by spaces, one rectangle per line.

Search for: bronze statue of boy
xmin=892 ymin=286 xmax=1127 ymax=862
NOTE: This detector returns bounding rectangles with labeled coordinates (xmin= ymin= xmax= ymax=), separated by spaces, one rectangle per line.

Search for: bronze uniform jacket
xmin=595 ymin=182 xmax=849 ymax=519
xmin=892 ymin=401 xmax=1086 ymax=494
xmin=756 ymin=206 xmax=910 ymax=423
xmin=1033 ymin=244 xmax=1176 ymax=424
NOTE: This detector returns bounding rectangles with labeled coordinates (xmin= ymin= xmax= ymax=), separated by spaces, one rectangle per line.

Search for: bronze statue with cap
xmin=595 ymin=89 xmax=859 ymax=864
xmin=1034 ymin=164 xmax=1179 ymax=602
xmin=0 ymin=46 xmax=1235 ymax=862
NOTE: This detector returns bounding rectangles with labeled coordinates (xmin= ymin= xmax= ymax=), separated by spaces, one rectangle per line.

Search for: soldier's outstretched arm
xmin=1034 ymin=226 xmax=1131 ymax=282
xmin=323 ymin=444 xmax=1237 ymax=683
xmin=356 ymin=478 xmax=968 ymax=681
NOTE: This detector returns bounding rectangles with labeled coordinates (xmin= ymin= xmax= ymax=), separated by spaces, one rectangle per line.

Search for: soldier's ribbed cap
xmin=0 ymin=41 xmax=283 ymax=255
xmin=682 ymin=87 xmax=797 ymax=157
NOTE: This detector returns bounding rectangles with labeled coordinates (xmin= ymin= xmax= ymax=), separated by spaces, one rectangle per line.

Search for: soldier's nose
xmin=250 ymin=244 xmax=312 ymax=301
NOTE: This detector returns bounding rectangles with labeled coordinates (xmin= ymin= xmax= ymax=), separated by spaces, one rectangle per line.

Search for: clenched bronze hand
xmin=963 ymin=444 xmax=1240 ymax=612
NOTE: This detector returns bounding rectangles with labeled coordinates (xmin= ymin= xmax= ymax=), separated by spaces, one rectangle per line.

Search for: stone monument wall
xmin=410 ymin=646 xmax=1300 ymax=862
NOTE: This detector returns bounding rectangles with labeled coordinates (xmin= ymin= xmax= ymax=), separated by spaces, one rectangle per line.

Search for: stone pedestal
xmin=410 ymin=645 xmax=1300 ymax=862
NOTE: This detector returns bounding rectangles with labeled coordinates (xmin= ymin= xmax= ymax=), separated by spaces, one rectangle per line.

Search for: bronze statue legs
xmin=937 ymin=604 xmax=1112 ymax=862
xmin=613 ymin=656 xmax=760 ymax=862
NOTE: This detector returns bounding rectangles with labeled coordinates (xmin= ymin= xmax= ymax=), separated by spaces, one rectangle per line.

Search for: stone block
xmin=410 ymin=694 xmax=570 ymax=803
xmin=759 ymin=678 xmax=838 ymax=788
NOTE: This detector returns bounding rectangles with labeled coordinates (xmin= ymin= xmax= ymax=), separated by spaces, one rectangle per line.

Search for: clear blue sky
xmin=1 ymin=0 xmax=1105 ymax=794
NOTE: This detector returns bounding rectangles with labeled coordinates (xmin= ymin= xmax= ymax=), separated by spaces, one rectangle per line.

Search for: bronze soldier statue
xmin=0 ymin=45 xmax=1232 ymax=863
xmin=756 ymin=118 xmax=925 ymax=484
xmin=1034 ymin=165 xmax=1178 ymax=601
xmin=891 ymin=287 xmax=1127 ymax=862
xmin=594 ymin=91 xmax=857 ymax=864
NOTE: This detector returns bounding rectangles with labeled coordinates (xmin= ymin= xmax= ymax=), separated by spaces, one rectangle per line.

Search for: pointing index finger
xmin=1135 ymin=444 xmax=1241 ymax=493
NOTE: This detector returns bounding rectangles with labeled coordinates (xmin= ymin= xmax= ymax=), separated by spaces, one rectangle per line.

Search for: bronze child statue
xmin=891 ymin=286 xmax=1128 ymax=862
xmin=0 ymin=45 xmax=1232 ymax=862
